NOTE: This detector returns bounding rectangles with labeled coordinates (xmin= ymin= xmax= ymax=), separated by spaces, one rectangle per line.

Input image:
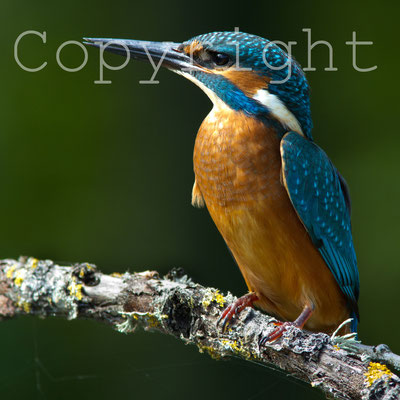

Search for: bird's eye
xmin=211 ymin=52 xmax=230 ymax=66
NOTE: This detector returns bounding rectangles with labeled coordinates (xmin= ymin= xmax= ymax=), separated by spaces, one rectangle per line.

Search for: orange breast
xmin=193 ymin=107 xmax=350 ymax=333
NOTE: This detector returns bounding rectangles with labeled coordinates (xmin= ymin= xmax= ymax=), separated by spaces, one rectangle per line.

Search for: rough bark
xmin=0 ymin=257 xmax=399 ymax=400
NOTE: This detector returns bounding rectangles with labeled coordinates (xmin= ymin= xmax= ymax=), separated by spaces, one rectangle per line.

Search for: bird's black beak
xmin=83 ymin=37 xmax=202 ymax=72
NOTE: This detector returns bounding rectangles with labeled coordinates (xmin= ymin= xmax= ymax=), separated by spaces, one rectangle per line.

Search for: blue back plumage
xmin=281 ymin=132 xmax=360 ymax=332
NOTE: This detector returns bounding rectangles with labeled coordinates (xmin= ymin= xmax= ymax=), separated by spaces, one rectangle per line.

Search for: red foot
xmin=217 ymin=292 xmax=258 ymax=332
xmin=259 ymin=321 xmax=294 ymax=345
xmin=259 ymin=304 xmax=314 ymax=346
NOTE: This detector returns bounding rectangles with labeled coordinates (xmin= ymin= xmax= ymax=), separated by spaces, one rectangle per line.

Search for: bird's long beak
xmin=83 ymin=37 xmax=202 ymax=72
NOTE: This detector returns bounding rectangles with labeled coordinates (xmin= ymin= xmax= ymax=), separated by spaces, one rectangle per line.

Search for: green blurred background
xmin=1 ymin=0 xmax=399 ymax=399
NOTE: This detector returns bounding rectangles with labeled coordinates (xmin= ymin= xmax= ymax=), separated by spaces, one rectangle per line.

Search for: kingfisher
xmin=84 ymin=31 xmax=360 ymax=341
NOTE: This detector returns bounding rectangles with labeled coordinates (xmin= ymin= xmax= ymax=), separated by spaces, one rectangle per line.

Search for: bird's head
xmin=85 ymin=31 xmax=312 ymax=139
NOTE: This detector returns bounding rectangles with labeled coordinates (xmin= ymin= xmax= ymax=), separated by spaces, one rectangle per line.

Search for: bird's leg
xmin=259 ymin=304 xmax=314 ymax=345
xmin=217 ymin=292 xmax=258 ymax=332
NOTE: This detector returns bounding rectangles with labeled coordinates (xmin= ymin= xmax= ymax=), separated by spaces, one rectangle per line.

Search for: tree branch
xmin=0 ymin=257 xmax=399 ymax=400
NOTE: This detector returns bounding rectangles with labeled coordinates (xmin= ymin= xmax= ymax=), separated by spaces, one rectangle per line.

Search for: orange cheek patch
xmin=183 ymin=40 xmax=204 ymax=56
xmin=222 ymin=70 xmax=269 ymax=96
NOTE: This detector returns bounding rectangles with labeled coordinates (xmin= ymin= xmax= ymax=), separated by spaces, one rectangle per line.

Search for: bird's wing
xmin=280 ymin=132 xmax=360 ymax=327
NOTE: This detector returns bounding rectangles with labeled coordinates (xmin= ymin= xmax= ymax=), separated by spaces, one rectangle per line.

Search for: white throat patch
xmin=253 ymin=89 xmax=303 ymax=135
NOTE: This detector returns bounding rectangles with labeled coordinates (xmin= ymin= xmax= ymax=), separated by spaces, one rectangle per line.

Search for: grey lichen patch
xmin=332 ymin=335 xmax=361 ymax=355
xmin=273 ymin=326 xmax=330 ymax=361
xmin=3 ymin=258 xmax=39 ymax=314
xmin=116 ymin=312 xmax=140 ymax=333
xmin=1 ymin=258 xmax=86 ymax=319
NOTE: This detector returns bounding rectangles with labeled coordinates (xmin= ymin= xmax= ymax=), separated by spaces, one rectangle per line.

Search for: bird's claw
xmin=217 ymin=303 xmax=237 ymax=332
xmin=217 ymin=292 xmax=258 ymax=332
xmin=259 ymin=321 xmax=292 ymax=346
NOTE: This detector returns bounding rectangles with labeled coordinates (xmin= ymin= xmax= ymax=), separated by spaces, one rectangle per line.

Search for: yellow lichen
xmin=110 ymin=272 xmax=123 ymax=278
xmin=6 ymin=265 xmax=16 ymax=279
xmin=22 ymin=301 xmax=31 ymax=313
xmin=142 ymin=313 xmax=168 ymax=329
xmin=68 ymin=280 xmax=83 ymax=301
xmin=202 ymin=290 xmax=226 ymax=309
xmin=333 ymin=344 xmax=340 ymax=351
xmin=14 ymin=270 xmax=25 ymax=286
xmin=198 ymin=344 xmax=221 ymax=360
xmin=16 ymin=297 xmax=31 ymax=313
xmin=78 ymin=263 xmax=94 ymax=278
xmin=188 ymin=296 xmax=194 ymax=309
xmin=213 ymin=291 xmax=226 ymax=308
xmin=28 ymin=258 xmax=39 ymax=269
xmin=364 ymin=362 xmax=393 ymax=387
xmin=119 ymin=311 xmax=168 ymax=330
xmin=222 ymin=339 xmax=241 ymax=352
xmin=146 ymin=315 xmax=161 ymax=328
xmin=221 ymin=339 xmax=255 ymax=359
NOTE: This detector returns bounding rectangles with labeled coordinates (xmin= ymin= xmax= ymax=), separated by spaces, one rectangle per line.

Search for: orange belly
xmin=193 ymin=108 xmax=350 ymax=333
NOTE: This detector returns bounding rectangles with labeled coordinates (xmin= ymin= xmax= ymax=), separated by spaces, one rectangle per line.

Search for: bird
xmin=84 ymin=31 xmax=360 ymax=342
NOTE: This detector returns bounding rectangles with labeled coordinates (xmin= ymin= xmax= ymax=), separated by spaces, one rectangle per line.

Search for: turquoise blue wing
xmin=280 ymin=132 xmax=360 ymax=331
